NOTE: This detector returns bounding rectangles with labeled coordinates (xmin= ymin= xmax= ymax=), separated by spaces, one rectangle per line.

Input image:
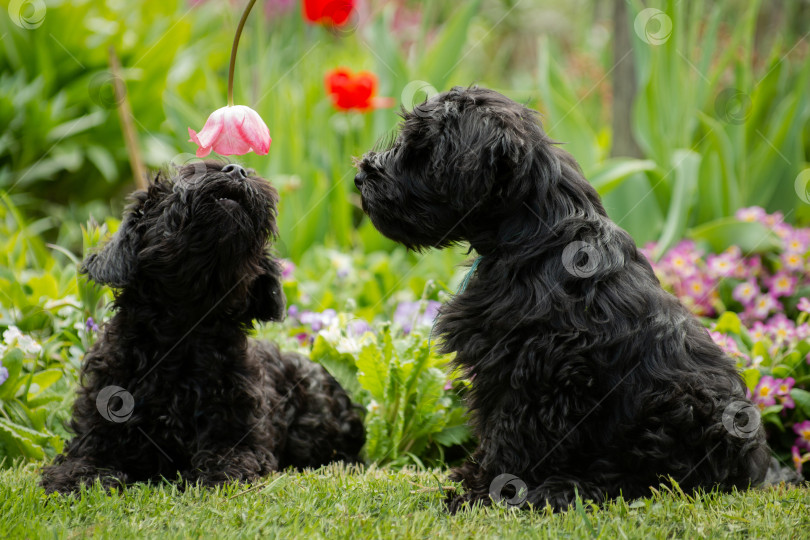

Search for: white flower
xmin=367 ymin=400 xmax=380 ymax=414
xmin=18 ymin=335 xmax=41 ymax=355
xmin=3 ymin=326 xmax=23 ymax=345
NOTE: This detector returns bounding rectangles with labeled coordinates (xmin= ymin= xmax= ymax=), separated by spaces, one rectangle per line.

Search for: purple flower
xmin=280 ymin=259 xmax=295 ymax=280
xmin=0 ymin=360 xmax=8 ymax=387
xmin=299 ymin=309 xmax=338 ymax=333
xmin=347 ymin=319 xmax=372 ymax=337
xmin=287 ymin=305 xmax=300 ymax=319
xmin=798 ymin=297 xmax=810 ymax=314
xmin=85 ymin=317 xmax=99 ymax=333
xmin=781 ymin=251 xmax=805 ymax=272
xmin=794 ymin=420 xmax=810 ymax=451
xmin=393 ymin=301 xmax=441 ymax=334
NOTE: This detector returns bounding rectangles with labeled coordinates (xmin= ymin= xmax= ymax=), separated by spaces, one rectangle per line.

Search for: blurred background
xmin=2 ymin=0 xmax=810 ymax=469
xmin=2 ymin=0 xmax=809 ymax=259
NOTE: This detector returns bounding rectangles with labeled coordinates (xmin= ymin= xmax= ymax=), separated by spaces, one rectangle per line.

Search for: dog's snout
xmin=354 ymin=171 xmax=367 ymax=190
xmin=222 ymin=164 xmax=248 ymax=179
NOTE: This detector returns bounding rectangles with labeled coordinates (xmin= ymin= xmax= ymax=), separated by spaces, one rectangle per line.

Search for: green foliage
xmin=311 ymin=324 xmax=471 ymax=467
xmin=535 ymin=0 xmax=810 ymax=252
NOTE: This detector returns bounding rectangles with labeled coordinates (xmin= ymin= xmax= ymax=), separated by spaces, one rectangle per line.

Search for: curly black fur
xmin=355 ymin=86 xmax=790 ymax=512
xmin=41 ymin=161 xmax=364 ymax=494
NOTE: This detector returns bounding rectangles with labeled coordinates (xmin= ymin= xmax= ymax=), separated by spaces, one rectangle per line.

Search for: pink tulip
xmin=188 ymin=105 xmax=271 ymax=157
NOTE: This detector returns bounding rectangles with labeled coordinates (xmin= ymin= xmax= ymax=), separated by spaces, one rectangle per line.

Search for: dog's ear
xmin=81 ymin=200 xmax=143 ymax=288
xmin=246 ymin=256 xmax=286 ymax=322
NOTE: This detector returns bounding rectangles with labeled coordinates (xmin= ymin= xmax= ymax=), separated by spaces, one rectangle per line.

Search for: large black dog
xmin=355 ymin=86 xmax=785 ymax=511
xmin=41 ymin=161 xmax=364 ymax=494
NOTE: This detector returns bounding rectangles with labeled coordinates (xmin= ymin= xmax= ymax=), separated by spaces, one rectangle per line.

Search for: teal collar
xmin=457 ymin=256 xmax=483 ymax=294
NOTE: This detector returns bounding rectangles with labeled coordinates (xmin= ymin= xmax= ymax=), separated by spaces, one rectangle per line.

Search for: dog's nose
xmin=354 ymin=171 xmax=366 ymax=190
xmin=222 ymin=164 xmax=248 ymax=179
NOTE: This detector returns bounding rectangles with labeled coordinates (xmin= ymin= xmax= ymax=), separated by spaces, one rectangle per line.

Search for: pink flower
xmin=767 ymin=272 xmax=797 ymax=298
xmin=749 ymin=321 xmax=768 ymax=342
xmin=735 ymin=206 xmax=767 ymax=223
xmin=732 ymin=281 xmax=759 ymax=306
xmin=794 ymin=420 xmax=810 ymax=451
xmin=798 ymin=297 xmax=810 ymax=314
xmin=709 ymin=331 xmax=748 ymax=360
xmin=748 ymin=294 xmax=780 ymax=321
xmin=793 ymin=445 xmax=806 ymax=474
xmin=753 ymin=375 xmax=777 ymax=407
xmin=767 ymin=314 xmax=796 ymax=344
xmin=188 ymin=105 xmax=271 ymax=157
xmin=776 ymin=377 xmax=795 ymax=409
xmin=781 ymin=251 xmax=805 ymax=272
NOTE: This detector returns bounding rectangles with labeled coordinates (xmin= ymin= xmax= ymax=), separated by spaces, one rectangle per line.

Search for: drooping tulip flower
xmin=188 ymin=105 xmax=271 ymax=157
xmin=324 ymin=67 xmax=394 ymax=112
xmin=187 ymin=0 xmax=273 ymax=158
xmin=303 ymin=0 xmax=354 ymax=27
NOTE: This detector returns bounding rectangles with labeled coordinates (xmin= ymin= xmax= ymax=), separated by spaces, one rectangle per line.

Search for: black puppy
xmin=355 ymin=86 xmax=786 ymax=511
xmin=41 ymin=161 xmax=364 ymax=494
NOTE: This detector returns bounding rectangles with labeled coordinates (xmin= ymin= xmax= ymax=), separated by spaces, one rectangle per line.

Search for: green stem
xmin=227 ymin=0 xmax=258 ymax=106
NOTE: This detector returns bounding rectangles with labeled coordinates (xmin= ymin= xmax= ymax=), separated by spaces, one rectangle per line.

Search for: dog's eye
xmin=372 ymin=129 xmax=399 ymax=152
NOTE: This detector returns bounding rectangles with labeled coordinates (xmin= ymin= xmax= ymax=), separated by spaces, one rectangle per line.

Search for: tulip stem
xmin=228 ymin=0 xmax=258 ymax=107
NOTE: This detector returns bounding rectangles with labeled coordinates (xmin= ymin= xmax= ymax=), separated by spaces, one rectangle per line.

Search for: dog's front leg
xmin=40 ymin=455 xmax=130 ymax=494
xmin=183 ymin=447 xmax=278 ymax=487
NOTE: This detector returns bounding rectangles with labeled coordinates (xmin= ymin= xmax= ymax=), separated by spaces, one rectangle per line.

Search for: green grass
xmin=2 ymin=463 xmax=809 ymax=539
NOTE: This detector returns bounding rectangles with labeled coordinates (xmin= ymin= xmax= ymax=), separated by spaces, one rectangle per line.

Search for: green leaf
xmin=742 ymin=367 xmax=760 ymax=391
xmin=356 ymin=343 xmax=389 ymax=403
xmin=27 ymin=369 xmax=63 ymax=400
xmin=0 ymin=348 xmax=24 ymax=400
xmin=416 ymin=0 xmax=481 ymax=91
xmin=791 ymin=388 xmax=810 ymax=417
xmin=714 ymin=312 xmax=742 ymax=335
xmin=587 ymin=159 xmax=658 ymax=197
xmin=688 ymin=218 xmax=781 ymax=255
xmin=310 ymin=336 xmax=360 ymax=397
xmin=432 ymin=424 xmax=472 ymax=447
xmin=654 ymin=150 xmax=701 ymax=257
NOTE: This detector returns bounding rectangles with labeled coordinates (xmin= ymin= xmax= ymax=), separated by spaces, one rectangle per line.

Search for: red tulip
xmin=325 ymin=67 xmax=394 ymax=112
xmin=303 ymin=0 xmax=354 ymax=27
xmin=188 ymin=105 xmax=271 ymax=157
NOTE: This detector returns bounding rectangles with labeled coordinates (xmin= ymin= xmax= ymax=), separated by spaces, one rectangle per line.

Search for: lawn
xmin=3 ymin=464 xmax=809 ymax=539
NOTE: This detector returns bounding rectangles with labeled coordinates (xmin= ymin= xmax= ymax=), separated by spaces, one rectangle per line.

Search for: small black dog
xmin=355 ymin=87 xmax=785 ymax=511
xmin=41 ymin=161 xmax=364 ymax=494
